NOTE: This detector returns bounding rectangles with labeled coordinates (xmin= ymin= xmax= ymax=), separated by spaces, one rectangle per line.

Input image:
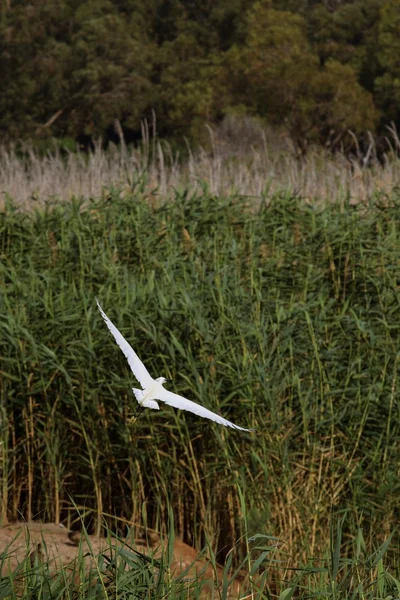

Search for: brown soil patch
xmin=0 ymin=521 xmax=244 ymax=598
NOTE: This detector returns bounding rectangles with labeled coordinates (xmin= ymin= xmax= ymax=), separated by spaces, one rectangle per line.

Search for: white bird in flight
xmin=96 ymin=299 xmax=251 ymax=431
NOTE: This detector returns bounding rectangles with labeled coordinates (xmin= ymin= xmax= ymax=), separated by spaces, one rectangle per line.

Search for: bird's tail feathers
xmin=132 ymin=388 xmax=159 ymax=410
xmin=143 ymin=400 xmax=160 ymax=410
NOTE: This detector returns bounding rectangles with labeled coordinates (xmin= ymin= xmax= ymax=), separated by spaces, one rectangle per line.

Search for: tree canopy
xmin=0 ymin=0 xmax=398 ymax=150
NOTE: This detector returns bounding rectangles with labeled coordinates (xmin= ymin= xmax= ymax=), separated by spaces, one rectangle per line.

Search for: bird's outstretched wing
xmin=154 ymin=388 xmax=252 ymax=431
xmin=96 ymin=299 xmax=154 ymax=388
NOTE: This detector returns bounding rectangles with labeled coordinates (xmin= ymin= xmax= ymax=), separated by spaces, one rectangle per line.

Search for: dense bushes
xmin=1 ymin=0 xmax=399 ymax=150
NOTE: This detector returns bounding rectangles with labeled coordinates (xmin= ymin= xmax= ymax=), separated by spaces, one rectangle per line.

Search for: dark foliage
xmin=0 ymin=1 xmax=398 ymax=151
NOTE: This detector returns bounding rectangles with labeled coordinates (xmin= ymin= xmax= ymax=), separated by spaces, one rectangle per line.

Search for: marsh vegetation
xmin=1 ymin=178 xmax=400 ymax=596
xmin=1 ymin=138 xmax=400 ymax=596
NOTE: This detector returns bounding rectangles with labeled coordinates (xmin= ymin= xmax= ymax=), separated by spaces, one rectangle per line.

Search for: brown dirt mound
xmin=0 ymin=521 xmax=244 ymax=598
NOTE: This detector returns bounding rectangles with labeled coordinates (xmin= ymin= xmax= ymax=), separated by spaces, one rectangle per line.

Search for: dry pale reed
xmin=1 ymin=119 xmax=400 ymax=208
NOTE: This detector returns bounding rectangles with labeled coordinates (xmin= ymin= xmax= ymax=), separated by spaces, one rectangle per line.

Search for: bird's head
xmin=156 ymin=377 xmax=168 ymax=385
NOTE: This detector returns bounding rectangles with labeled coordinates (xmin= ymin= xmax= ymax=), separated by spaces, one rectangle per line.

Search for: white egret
xmin=96 ymin=299 xmax=252 ymax=431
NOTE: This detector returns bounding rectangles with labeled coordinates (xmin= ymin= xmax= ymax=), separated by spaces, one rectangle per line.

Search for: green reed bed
xmin=0 ymin=519 xmax=400 ymax=600
xmin=1 ymin=191 xmax=400 ymax=577
xmin=0 ymin=516 xmax=399 ymax=600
